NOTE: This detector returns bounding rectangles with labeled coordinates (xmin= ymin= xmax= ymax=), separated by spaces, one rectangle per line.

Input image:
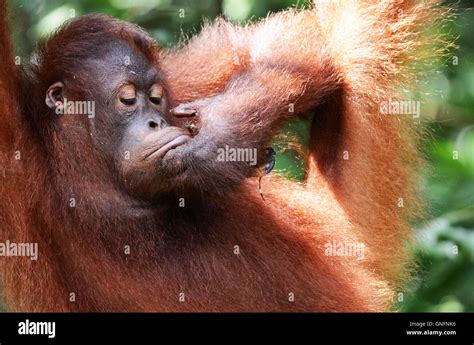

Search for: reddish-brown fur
xmin=0 ymin=0 xmax=451 ymax=311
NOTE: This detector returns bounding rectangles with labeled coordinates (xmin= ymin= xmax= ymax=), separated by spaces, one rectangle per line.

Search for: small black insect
xmin=258 ymin=147 xmax=276 ymax=201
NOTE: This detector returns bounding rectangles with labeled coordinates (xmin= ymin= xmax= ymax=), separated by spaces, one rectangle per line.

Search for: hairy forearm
xmin=166 ymin=10 xmax=342 ymax=184
xmin=168 ymin=9 xmax=340 ymax=130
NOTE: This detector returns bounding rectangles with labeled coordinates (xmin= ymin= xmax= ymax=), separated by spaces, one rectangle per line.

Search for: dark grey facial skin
xmin=85 ymin=43 xmax=172 ymax=159
xmin=47 ymin=41 xmax=192 ymax=200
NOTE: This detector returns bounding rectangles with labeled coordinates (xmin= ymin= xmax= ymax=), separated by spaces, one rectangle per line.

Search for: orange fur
xmin=0 ymin=0 xmax=452 ymax=311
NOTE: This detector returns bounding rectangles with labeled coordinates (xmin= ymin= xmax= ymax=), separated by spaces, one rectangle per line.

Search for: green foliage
xmin=398 ymin=210 xmax=474 ymax=312
xmin=401 ymin=5 xmax=474 ymax=312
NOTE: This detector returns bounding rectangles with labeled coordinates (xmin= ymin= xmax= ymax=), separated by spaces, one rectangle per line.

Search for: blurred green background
xmin=8 ymin=0 xmax=474 ymax=312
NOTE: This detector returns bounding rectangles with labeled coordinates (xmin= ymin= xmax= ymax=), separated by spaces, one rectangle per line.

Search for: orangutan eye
xmin=121 ymin=97 xmax=137 ymax=106
xmin=149 ymin=84 xmax=164 ymax=106
xmin=149 ymin=97 xmax=161 ymax=105
xmin=118 ymin=84 xmax=137 ymax=107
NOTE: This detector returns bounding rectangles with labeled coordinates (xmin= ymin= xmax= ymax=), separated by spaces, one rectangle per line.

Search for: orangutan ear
xmin=45 ymin=82 xmax=65 ymax=109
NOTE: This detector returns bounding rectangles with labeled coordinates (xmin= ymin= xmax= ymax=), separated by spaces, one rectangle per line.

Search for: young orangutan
xmin=0 ymin=0 xmax=451 ymax=311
